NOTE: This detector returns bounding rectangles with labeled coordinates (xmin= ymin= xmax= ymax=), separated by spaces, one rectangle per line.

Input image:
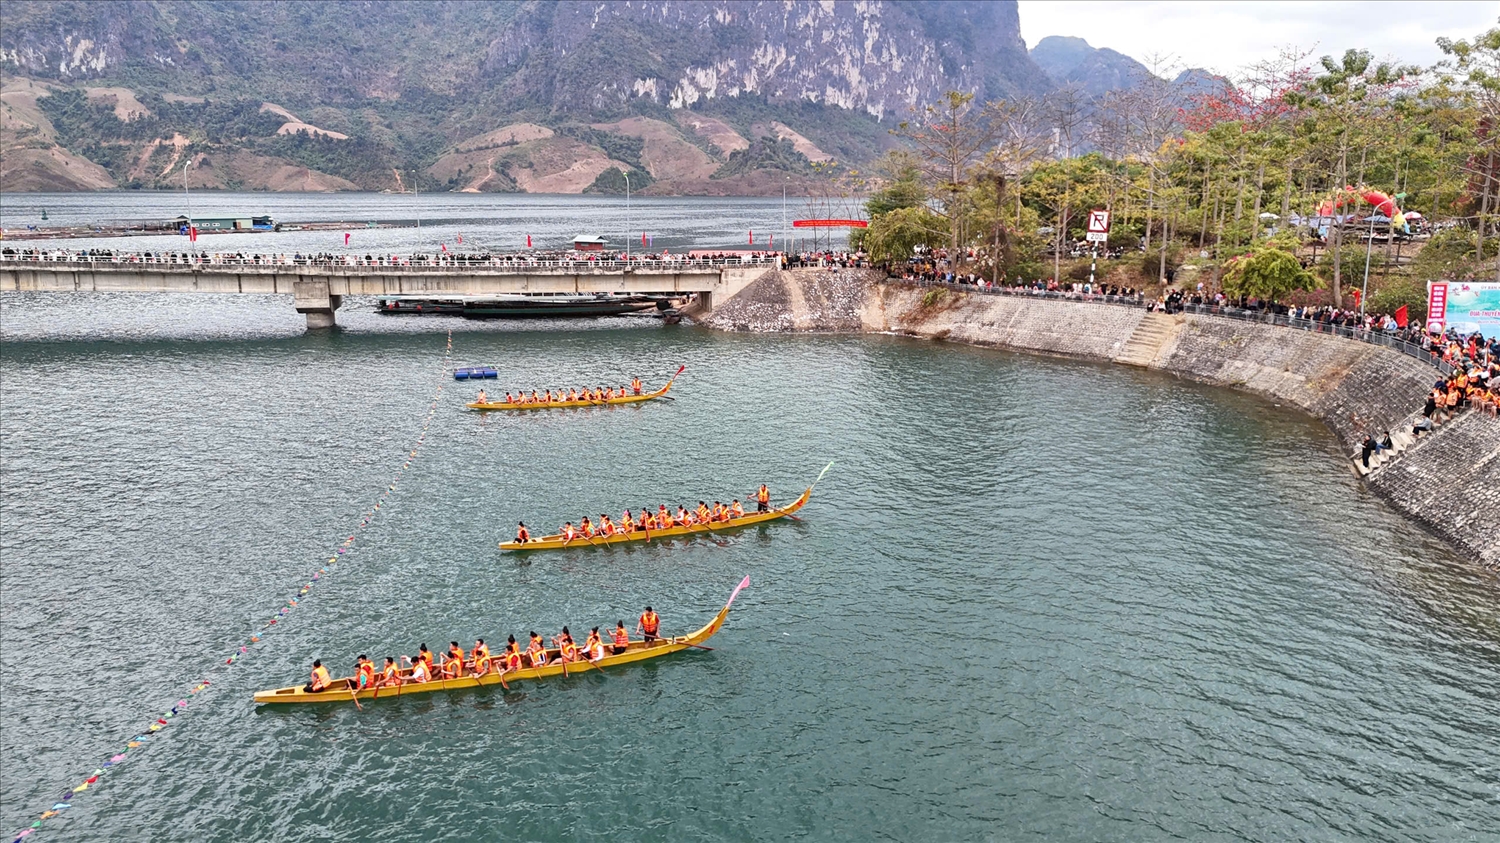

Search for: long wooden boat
xmin=501 ymin=487 xmax=812 ymax=552
xmin=253 ymin=577 xmax=750 ymax=705
xmin=466 ymin=366 xmax=683 ymax=411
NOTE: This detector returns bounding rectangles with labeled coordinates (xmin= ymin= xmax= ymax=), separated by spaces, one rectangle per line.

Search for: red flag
xmin=1352 ymin=288 xmax=1361 ymax=308
xmin=642 ymin=231 xmax=647 ymax=247
xmin=457 ymin=233 xmax=463 ymax=244
xmin=526 ymin=234 xmax=532 ymax=248
xmin=748 ymin=229 xmax=753 ymax=245
xmin=344 ymin=232 xmax=350 ymax=245
xmin=189 ymin=226 xmax=198 ymax=243
xmin=1394 ymin=305 xmax=1408 ymax=328
xmin=441 ymin=243 xmax=447 ymax=253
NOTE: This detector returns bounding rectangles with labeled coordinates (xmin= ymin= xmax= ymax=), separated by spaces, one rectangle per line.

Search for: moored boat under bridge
xmin=0 ymin=253 xmax=777 ymax=328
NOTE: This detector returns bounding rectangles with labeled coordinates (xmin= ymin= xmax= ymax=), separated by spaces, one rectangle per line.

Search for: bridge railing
xmin=0 ymin=252 xmax=778 ymax=272
xmin=895 ymin=278 xmax=1458 ymax=376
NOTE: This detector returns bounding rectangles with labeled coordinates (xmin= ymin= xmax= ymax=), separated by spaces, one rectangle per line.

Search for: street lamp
xmin=182 ymin=158 xmax=194 ymax=251
xmin=624 ymin=170 xmax=631 ymax=259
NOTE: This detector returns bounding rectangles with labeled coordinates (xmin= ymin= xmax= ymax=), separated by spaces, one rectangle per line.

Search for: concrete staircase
xmin=1114 ymin=312 xmax=1179 ymax=367
xmin=1350 ymin=412 xmax=1456 ymax=477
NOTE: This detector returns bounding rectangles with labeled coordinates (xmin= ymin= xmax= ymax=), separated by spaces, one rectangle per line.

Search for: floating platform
xmin=454 ymin=367 xmax=499 ymax=380
xmin=377 ymin=293 xmax=669 ymax=319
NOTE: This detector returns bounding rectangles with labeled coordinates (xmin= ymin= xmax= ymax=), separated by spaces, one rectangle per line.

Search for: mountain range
xmin=0 ymin=1 xmax=1222 ymax=194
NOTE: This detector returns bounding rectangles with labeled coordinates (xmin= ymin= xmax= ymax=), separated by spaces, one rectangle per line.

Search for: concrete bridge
xmin=0 ymin=256 xmax=774 ymax=327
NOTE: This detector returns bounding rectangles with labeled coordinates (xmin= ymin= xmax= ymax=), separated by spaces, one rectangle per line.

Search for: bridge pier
xmin=293 ymin=279 xmax=342 ymax=329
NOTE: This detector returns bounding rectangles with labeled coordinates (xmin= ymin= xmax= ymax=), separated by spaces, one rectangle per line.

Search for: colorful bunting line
xmin=10 ymin=332 xmax=454 ymax=843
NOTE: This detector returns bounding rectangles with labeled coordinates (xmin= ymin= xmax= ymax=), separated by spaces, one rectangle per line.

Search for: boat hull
xmin=253 ymin=590 xmax=738 ymax=705
xmin=500 ymin=488 xmax=811 ymax=552
xmin=467 ymin=383 xmax=672 ymax=411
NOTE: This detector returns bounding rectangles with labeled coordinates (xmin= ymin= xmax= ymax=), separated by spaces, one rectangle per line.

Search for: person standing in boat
xmin=756 ymin=484 xmax=771 ymax=512
xmin=632 ymin=377 xmax=643 ymax=395
xmin=638 ymin=607 xmax=660 ymax=643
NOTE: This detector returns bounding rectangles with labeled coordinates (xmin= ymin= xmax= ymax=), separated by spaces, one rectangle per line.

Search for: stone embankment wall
xmin=704 ymin=270 xmax=1500 ymax=569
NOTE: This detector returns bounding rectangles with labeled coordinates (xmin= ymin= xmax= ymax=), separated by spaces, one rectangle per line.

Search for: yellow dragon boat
xmin=466 ymin=366 xmax=684 ymax=411
xmin=254 ymin=577 xmax=749 ymax=705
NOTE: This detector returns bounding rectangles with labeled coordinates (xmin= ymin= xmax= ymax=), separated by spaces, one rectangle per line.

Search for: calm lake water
xmin=2 ymin=195 xmax=1498 ymax=841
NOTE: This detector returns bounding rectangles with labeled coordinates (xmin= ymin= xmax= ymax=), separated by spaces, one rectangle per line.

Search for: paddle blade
xmin=726 ymin=575 xmax=751 ymax=609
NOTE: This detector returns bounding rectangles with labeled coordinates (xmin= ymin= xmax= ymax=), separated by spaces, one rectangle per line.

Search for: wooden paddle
xmin=348 ymin=678 xmax=363 ymax=711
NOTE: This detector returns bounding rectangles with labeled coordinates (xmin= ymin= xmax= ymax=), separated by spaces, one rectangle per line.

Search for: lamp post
xmin=182 ymin=158 xmax=194 ymax=251
xmin=1359 ymin=211 xmax=1377 ymax=318
xmin=413 ymin=171 xmax=420 ymax=245
xmin=624 ymin=170 xmax=631 ymax=259
xmin=782 ymin=177 xmax=788 ymax=257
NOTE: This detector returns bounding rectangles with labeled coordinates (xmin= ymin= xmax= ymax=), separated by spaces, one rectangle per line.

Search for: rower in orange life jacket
xmin=505 ymin=391 xmax=515 ymax=404
xmin=417 ymin=644 xmax=434 ymax=673
xmin=579 ymin=516 xmax=594 ymax=537
xmin=731 ymin=499 xmax=745 ymax=518
xmin=658 ymin=504 xmax=671 ymax=527
xmin=612 ymin=621 xmax=630 ymax=654
xmin=677 ymin=506 xmax=691 ymax=526
xmin=696 ymin=501 xmax=712 ymax=523
xmin=503 ymin=636 xmax=523 ymax=671
xmin=637 ymin=508 xmax=651 ymax=530
xmin=598 ymin=514 xmax=616 ymax=536
xmin=472 ymin=639 xmax=491 ymax=675
xmin=306 ymin=659 xmax=332 ymax=693
xmin=443 ymin=642 xmax=466 ymax=678
xmin=355 ymin=655 xmax=375 ymax=691
xmin=567 ymin=388 xmax=579 ymax=401
xmin=515 ymin=522 xmax=531 ymax=544
xmin=638 ymin=607 xmax=661 ymax=642
xmin=476 ymin=388 xmax=488 ymax=404
xmin=585 ymin=628 xmax=604 ymax=662
xmin=379 ymin=656 xmax=401 ymax=687
xmin=527 ymin=633 xmax=548 ymax=667
xmin=620 ymin=510 xmax=635 ymax=533
xmin=756 ymin=484 xmax=771 ymax=512
xmin=555 ymin=627 xmax=578 ymax=662
xmin=632 ymin=377 xmax=643 ymax=395
xmin=408 ymin=655 xmax=431 ymax=683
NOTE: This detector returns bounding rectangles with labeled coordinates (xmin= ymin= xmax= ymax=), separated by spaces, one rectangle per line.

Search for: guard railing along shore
xmin=896 ymin=277 xmax=1458 ymax=377
xmin=0 ymin=253 xmax=778 ymax=272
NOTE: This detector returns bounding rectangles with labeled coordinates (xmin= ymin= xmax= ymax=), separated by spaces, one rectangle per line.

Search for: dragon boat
xmin=253 ymin=577 xmax=749 ymax=705
xmin=466 ymin=366 xmax=683 ymax=411
xmin=499 ymin=463 xmax=832 ymax=553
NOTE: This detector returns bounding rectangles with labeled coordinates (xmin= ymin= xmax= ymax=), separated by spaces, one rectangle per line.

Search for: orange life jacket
xmin=528 ymin=642 xmax=547 ymax=666
xmin=517 ymin=526 xmax=530 ymax=542
xmin=640 ymin=611 xmax=659 ymax=634
xmin=614 ymin=627 xmax=629 ymax=646
xmin=757 ymin=487 xmax=770 ymax=503
xmin=357 ymin=661 xmax=375 ymax=687
xmin=311 ymin=665 xmax=330 ymax=690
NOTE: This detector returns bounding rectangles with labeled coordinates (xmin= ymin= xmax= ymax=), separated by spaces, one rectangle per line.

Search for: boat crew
xmin=472 ymin=639 xmax=491 ymax=675
xmin=756 ymin=484 xmax=771 ymax=512
xmin=378 ymin=656 xmax=401 ymax=687
xmin=632 ymin=377 xmax=643 ymax=395
xmin=476 ymin=389 xmax=488 ymax=404
xmin=446 ymin=642 xmax=466 ymax=678
xmin=408 ymin=655 xmax=431 ymax=683
xmin=561 ymin=522 xmax=577 ymax=542
xmin=354 ymin=655 xmax=375 ymax=690
xmin=529 ymin=390 xmax=540 ymax=404
xmin=567 ymin=388 xmax=579 ymax=401
xmin=697 ymin=501 xmax=712 ymax=524
xmin=504 ymin=636 xmax=523 ymax=672
xmin=585 ymin=628 xmax=604 ymax=662
xmin=599 ymin=514 xmax=616 ymax=536
xmin=555 ymin=627 xmax=579 ymax=663
xmin=527 ymin=633 xmax=548 ymax=667
xmin=676 ymin=506 xmax=690 ymax=526
xmin=580 ymin=516 xmax=595 ymax=537
xmin=637 ymin=509 xmax=651 ymax=530
xmin=638 ymin=607 xmax=660 ymax=643
xmin=658 ymin=504 xmax=671 ymax=527
xmin=505 ymin=392 xmax=515 ymax=404
xmin=515 ymin=522 xmax=530 ymax=544
xmin=417 ymin=644 xmax=434 ymax=673
xmin=612 ymin=622 xmax=630 ymax=655
xmin=731 ymin=499 xmax=744 ymax=518
xmin=619 ymin=511 xmax=635 ymax=534
xmin=305 ymin=659 xmax=331 ymax=693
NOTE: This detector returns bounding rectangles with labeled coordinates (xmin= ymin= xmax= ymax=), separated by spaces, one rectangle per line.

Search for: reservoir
xmin=2 ymin=195 xmax=1498 ymax=841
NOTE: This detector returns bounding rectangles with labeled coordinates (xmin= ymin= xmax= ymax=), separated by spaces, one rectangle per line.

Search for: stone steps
xmin=1114 ymin=312 xmax=1179 ymax=367
xmin=1350 ymin=414 xmax=1456 ymax=477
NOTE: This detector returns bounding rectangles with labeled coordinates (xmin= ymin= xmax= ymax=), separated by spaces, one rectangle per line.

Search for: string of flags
xmin=9 ymin=331 xmax=454 ymax=843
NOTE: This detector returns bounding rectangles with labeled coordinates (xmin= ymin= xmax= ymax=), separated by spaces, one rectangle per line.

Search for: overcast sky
xmin=1017 ymin=1 xmax=1497 ymax=78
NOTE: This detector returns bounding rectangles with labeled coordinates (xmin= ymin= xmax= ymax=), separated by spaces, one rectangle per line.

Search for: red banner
xmin=1394 ymin=305 xmax=1408 ymax=328
xmin=792 ymin=219 xmax=869 ymax=228
xmin=1427 ymin=282 xmax=1448 ymax=328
